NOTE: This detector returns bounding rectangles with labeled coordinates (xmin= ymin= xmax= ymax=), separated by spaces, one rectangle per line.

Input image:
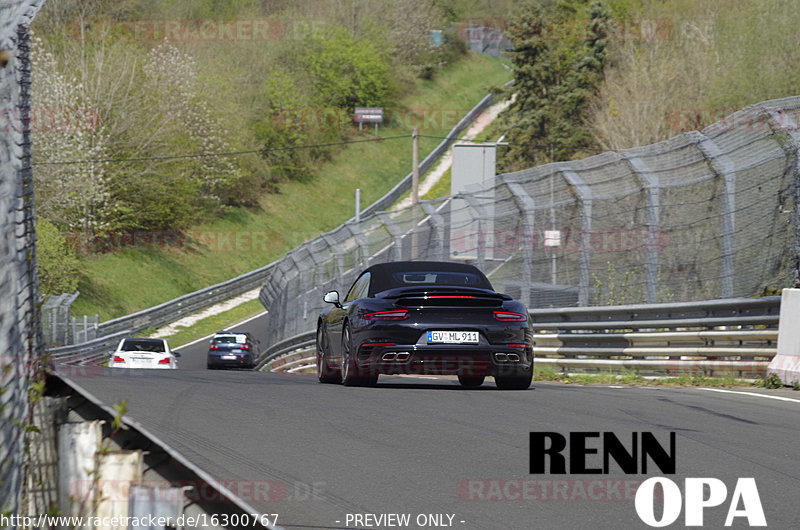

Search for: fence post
xmin=761 ymin=109 xmax=800 ymax=288
xmin=504 ymin=180 xmax=536 ymax=308
xmin=693 ymin=132 xmax=738 ymax=299
xmin=419 ymin=201 xmax=446 ymax=261
xmin=376 ymin=212 xmax=404 ymax=261
xmin=346 ymin=222 xmax=369 ymax=269
xmin=558 ymin=164 xmax=593 ymax=306
xmin=463 ymin=194 xmax=490 ymax=272
xmin=623 ymin=152 xmax=661 ymax=303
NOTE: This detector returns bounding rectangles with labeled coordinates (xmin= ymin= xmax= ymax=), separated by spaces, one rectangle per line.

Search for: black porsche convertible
xmin=316 ymin=261 xmax=533 ymax=389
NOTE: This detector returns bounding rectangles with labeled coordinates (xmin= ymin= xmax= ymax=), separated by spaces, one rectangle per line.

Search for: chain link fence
xmin=259 ymin=96 xmax=800 ymax=346
xmin=40 ymin=292 xmax=98 ymax=347
xmin=0 ymin=0 xmax=46 ymax=516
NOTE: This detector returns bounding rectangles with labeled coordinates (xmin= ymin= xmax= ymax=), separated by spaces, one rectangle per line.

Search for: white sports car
xmin=109 ymin=337 xmax=179 ymax=369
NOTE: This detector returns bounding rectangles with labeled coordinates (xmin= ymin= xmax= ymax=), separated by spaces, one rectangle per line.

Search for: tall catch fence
xmin=0 ymin=0 xmax=45 ymax=516
xmin=259 ymin=96 xmax=800 ymax=346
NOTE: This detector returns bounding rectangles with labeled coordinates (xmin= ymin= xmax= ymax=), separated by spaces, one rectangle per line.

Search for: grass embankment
xmin=72 ymin=53 xmax=511 ymax=320
xmin=532 ymin=366 xmax=781 ymax=388
xmin=157 ymin=299 xmax=265 ymax=349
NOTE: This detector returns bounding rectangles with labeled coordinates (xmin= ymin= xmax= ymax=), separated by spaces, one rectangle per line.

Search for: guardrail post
xmin=558 ymin=164 xmax=593 ymax=306
xmin=504 ymin=179 xmax=536 ymax=308
xmin=692 ymin=132 xmax=738 ymax=298
xmin=622 ymin=152 xmax=661 ymax=303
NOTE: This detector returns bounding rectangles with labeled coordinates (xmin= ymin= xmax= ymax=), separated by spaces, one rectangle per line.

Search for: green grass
xmin=156 ymin=298 xmax=265 ymax=349
xmin=71 ymin=53 xmax=512 ymax=320
xmin=533 ymin=366 xmax=755 ymax=388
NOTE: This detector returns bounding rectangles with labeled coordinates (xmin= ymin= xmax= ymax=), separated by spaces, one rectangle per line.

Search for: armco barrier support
xmin=768 ymin=288 xmax=800 ymax=384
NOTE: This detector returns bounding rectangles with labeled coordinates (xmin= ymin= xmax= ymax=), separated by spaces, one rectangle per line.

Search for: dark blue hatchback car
xmin=207 ymin=331 xmax=260 ymax=369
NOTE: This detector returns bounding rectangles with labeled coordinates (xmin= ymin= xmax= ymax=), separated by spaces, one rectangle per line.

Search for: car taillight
xmin=494 ymin=311 xmax=527 ymax=322
xmin=158 ymin=358 xmax=171 ymax=364
xmin=209 ymin=344 xmax=219 ymax=350
xmin=113 ymin=356 xmax=125 ymax=362
xmin=365 ymin=310 xmax=408 ymax=320
xmin=240 ymin=344 xmax=250 ymax=350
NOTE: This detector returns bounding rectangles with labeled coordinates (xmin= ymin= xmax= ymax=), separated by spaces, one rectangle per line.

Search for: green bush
xmin=37 ymin=219 xmax=80 ymax=295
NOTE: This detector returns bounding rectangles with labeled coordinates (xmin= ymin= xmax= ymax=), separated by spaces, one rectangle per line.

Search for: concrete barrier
xmin=768 ymin=288 xmax=800 ymax=384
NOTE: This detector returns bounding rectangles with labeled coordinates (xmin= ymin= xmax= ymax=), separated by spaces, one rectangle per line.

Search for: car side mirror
xmin=256 ymin=339 xmax=262 ymax=345
xmin=323 ymin=290 xmax=341 ymax=306
xmin=173 ymin=351 xmax=181 ymax=358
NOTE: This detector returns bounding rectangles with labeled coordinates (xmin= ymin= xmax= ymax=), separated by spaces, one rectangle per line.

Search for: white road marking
xmin=700 ymin=387 xmax=800 ymax=404
xmin=173 ymin=311 xmax=267 ymax=351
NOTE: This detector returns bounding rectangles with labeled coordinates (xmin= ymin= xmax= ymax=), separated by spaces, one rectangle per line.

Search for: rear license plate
xmin=427 ymin=331 xmax=479 ymax=344
xmin=232 ymin=349 xmax=242 ymax=353
xmin=221 ymin=355 xmax=237 ymax=360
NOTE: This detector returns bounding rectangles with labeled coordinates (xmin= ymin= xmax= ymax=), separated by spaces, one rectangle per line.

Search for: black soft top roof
xmin=364 ymin=261 xmax=493 ymax=293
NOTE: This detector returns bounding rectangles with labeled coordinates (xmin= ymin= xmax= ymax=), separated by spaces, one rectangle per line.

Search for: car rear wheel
xmin=317 ymin=325 xmax=341 ymax=384
xmin=341 ymin=323 xmax=377 ymax=387
xmin=458 ymin=375 xmax=485 ymax=387
xmin=495 ymin=369 xmax=533 ymax=390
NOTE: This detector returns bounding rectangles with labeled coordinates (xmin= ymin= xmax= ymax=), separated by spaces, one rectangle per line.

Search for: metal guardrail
xmin=255 ymin=331 xmax=316 ymax=371
xmin=531 ymin=296 xmax=780 ymax=377
xmin=47 ymin=330 xmax=131 ymax=366
xmin=255 ymin=296 xmax=781 ymax=376
xmin=527 ymin=296 xmax=781 ymax=330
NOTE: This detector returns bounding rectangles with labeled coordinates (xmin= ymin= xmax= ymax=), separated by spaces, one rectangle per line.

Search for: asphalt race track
xmin=58 ymin=315 xmax=800 ymax=529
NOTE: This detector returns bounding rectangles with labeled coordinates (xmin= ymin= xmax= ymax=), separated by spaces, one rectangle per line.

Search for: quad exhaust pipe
xmin=494 ymin=352 xmax=521 ymax=363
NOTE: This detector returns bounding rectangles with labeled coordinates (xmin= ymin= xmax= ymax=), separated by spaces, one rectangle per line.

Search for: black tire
xmin=317 ymin=325 xmax=341 ymax=384
xmin=458 ymin=375 xmax=485 ymax=387
xmin=495 ymin=369 xmax=533 ymax=390
xmin=341 ymin=323 xmax=377 ymax=387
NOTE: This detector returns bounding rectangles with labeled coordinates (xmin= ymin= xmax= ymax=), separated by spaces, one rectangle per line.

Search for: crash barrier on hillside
xmin=769 ymin=288 xmax=800 ymax=383
xmin=0 ymin=0 xmax=46 ymax=515
xmin=259 ymin=95 xmax=800 ymax=346
xmin=55 ymin=85 xmax=505 ymax=348
xmin=41 ymin=291 xmax=99 ymax=346
xmin=253 ymin=297 xmax=781 ymax=378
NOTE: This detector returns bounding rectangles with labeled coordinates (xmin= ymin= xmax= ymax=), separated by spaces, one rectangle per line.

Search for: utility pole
xmin=411 ymin=126 xmax=420 ymax=259
xmin=412 ymin=126 xmax=420 ymax=205
xmin=355 ymin=188 xmax=361 ymax=223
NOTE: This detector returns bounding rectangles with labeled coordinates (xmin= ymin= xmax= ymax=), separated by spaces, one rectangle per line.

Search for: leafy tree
xmin=293 ymin=25 xmax=391 ymax=110
xmin=37 ymin=219 xmax=80 ymax=295
xmin=498 ymin=0 xmax=610 ymax=171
